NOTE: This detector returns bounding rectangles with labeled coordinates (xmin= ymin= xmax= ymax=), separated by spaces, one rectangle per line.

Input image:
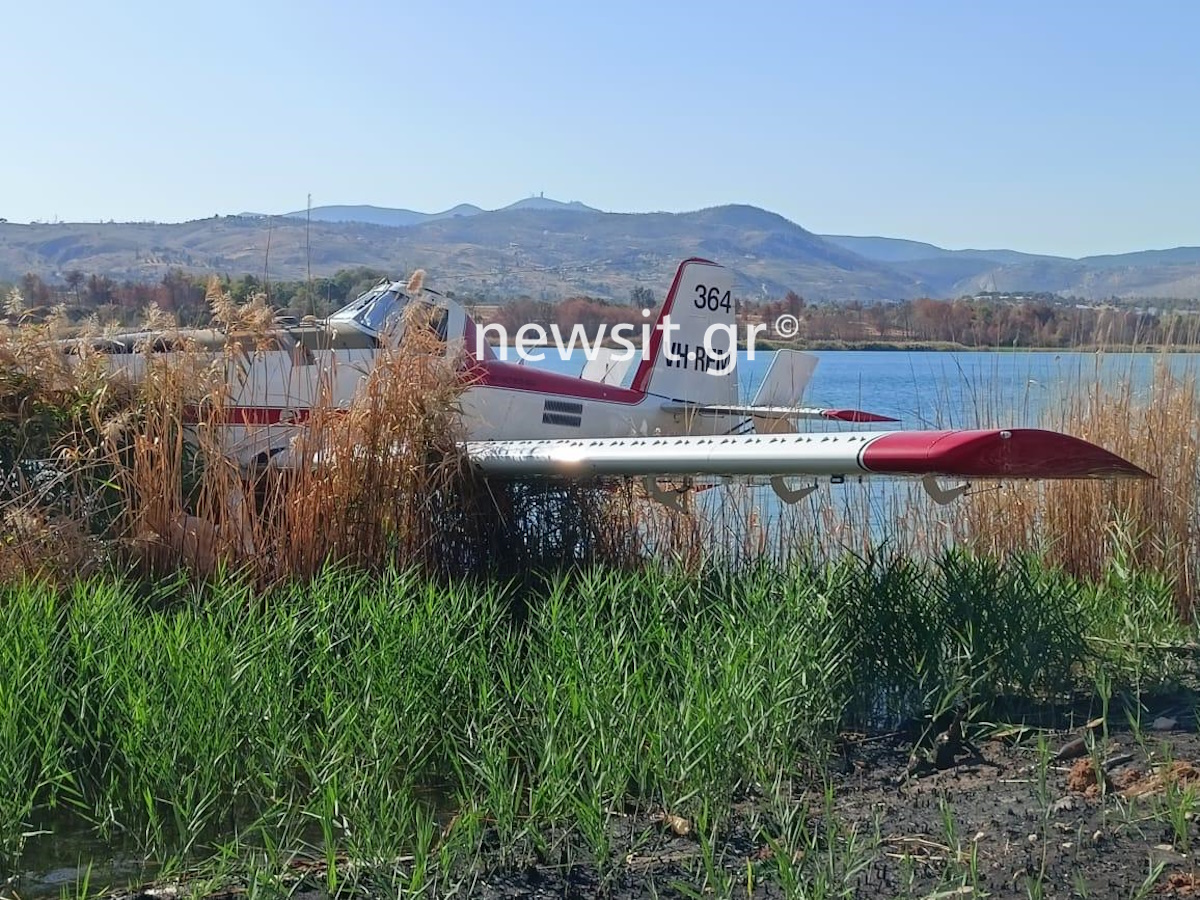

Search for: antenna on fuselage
xmin=306 ymin=192 xmax=314 ymax=318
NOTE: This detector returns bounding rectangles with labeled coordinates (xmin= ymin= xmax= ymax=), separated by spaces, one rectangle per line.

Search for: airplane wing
xmin=465 ymin=428 xmax=1150 ymax=481
xmin=660 ymin=402 xmax=898 ymax=423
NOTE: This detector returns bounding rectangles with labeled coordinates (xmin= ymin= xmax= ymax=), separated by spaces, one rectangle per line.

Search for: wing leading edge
xmin=465 ymin=429 xmax=1151 ymax=481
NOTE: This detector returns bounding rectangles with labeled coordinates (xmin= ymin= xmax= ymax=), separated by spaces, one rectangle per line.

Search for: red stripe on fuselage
xmin=182 ymin=406 xmax=314 ymax=425
xmin=467 ymin=359 xmax=645 ymax=404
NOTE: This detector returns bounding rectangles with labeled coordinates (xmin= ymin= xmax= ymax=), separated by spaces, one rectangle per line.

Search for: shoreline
xmin=751 ymin=338 xmax=1200 ymax=352
xmin=484 ymin=337 xmax=1200 ymax=353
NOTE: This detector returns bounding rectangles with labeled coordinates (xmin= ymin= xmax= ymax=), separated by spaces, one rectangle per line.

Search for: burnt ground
xmin=423 ymin=720 xmax=1200 ymax=898
xmin=818 ymin=721 xmax=1200 ymax=899
xmin=96 ymin=711 xmax=1200 ymax=899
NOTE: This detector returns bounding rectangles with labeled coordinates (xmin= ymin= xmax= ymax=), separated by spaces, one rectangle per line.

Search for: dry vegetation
xmin=961 ymin=358 xmax=1200 ymax=608
xmin=0 ymin=278 xmax=545 ymax=586
xmin=1 ymin=279 xmax=1198 ymax=609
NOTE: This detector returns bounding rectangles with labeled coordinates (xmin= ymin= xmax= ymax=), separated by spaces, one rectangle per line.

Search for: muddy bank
xmin=79 ymin=718 xmax=1200 ymax=900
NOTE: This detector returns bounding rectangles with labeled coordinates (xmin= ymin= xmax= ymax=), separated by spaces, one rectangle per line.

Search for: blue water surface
xmin=507 ymin=347 xmax=1196 ymax=430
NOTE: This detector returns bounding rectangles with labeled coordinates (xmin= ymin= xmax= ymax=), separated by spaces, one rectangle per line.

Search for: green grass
xmin=1 ymin=552 xmax=1194 ymax=892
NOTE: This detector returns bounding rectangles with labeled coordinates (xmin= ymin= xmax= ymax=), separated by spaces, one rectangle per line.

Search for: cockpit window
xmin=360 ymin=289 xmax=406 ymax=333
xmin=419 ymin=303 xmax=449 ymax=342
xmin=327 ymin=284 xmax=409 ymax=334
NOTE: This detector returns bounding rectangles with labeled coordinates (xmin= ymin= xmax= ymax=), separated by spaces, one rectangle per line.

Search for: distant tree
xmin=629 ymin=286 xmax=654 ymax=308
xmin=865 ymin=303 xmax=890 ymax=337
xmin=64 ymin=269 xmax=85 ymax=304
xmin=19 ymin=273 xmax=51 ymax=307
xmin=333 ymin=267 xmax=390 ymax=301
xmin=230 ymin=274 xmax=261 ymax=303
xmin=85 ymin=274 xmax=115 ymax=308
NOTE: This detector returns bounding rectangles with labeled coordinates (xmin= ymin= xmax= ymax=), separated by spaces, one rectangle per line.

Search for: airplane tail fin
xmin=749 ymin=349 xmax=818 ymax=434
xmin=630 ymin=258 xmax=739 ymax=407
xmin=752 ymin=349 xmax=818 ymax=407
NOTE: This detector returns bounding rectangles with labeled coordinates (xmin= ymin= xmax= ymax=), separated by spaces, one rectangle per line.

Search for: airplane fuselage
xmin=61 ymin=258 xmax=1151 ymax=486
xmin=77 ymin=322 xmax=744 ymax=468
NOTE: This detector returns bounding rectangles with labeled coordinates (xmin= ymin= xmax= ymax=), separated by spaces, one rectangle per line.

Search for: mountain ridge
xmin=2 ymin=200 xmax=1198 ymax=301
xmin=249 ymin=196 xmax=602 ymax=228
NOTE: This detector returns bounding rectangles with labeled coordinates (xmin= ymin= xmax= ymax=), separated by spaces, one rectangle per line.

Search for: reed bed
xmin=959 ymin=353 xmax=1200 ymax=613
xmin=0 ymin=282 xmax=640 ymax=586
xmin=2 ymin=284 xmax=1199 ymax=596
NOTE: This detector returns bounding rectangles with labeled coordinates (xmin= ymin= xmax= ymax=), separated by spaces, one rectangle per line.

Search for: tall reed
xmin=960 ymin=353 xmax=1200 ymax=613
xmin=3 ymin=285 xmax=1199 ymax=597
xmin=0 ymin=282 xmax=618 ymax=585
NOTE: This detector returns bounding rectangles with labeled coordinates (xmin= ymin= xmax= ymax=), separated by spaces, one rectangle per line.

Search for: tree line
xmin=3 ymin=268 xmax=1198 ymax=348
xmin=486 ymin=289 xmax=1200 ymax=348
xmin=739 ymin=291 xmax=1200 ymax=347
xmin=2 ymin=268 xmax=395 ymax=326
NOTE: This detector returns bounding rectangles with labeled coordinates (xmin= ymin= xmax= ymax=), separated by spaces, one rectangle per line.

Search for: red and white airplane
xmin=83 ymin=258 xmax=1151 ymax=503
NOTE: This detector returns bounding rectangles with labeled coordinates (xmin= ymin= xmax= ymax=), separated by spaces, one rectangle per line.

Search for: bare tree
xmin=65 ymin=269 xmax=85 ymax=304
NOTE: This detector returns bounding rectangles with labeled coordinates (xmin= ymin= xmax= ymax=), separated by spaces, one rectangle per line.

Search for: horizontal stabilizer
xmin=661 ymin=402 xmax=898 ymax=423
xmin=466 ymin=428 xmax=1150 ymax=481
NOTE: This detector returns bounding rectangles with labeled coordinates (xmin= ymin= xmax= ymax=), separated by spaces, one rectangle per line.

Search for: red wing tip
xmin=862 ymin=428 xmax=1153 ymax=480
xmin=822 ymin=409 xmax=900 ymax=423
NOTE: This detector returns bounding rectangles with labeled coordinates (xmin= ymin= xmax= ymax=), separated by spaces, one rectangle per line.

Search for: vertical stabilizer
xmin=630 ymin=258 xmax=739 ymax=407
xmin=752 ymin=349 xmax=818 ymax=406
xmin=750 ymin=349 xmax=819 ymax=434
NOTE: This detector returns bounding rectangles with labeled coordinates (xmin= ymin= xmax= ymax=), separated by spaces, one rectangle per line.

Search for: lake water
xmin=496 ymin=347 xmax=1198 ymax=552
xmin=506 ymin=347 xmax=1198 ymax=430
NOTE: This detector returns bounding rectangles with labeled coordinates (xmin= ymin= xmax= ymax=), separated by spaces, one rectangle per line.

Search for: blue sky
xmin=3 ymin=0 xmax=1197 ymax=256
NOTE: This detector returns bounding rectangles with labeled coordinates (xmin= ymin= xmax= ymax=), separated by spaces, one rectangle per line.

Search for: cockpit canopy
xmin=326 ymin=280 xmax=411 ymax=335
xmin=326 ymin=279 xmax=466 ymax=353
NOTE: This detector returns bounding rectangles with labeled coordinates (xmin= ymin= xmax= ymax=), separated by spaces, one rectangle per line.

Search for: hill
xmin=820 ymin=234 xmax=1200 ymax=299
xmin=262 ymin=196 xmax=599 ymax=229
xmin=0 ymin=205 xmax=918 ymax=301
xmin=267 ymin=203 xmax=485 ymax=227
xmin=821 ymin=234 xmax=1054 ymax=267
xmin=2 ymin=201 xmax=1199 ymax=301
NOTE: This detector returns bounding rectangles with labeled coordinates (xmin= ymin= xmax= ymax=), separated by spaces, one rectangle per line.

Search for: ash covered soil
xmin=813 ymin=720 xmax=1200 ymax=899
xmin=106 ymin=713 xmax=1200 ymax=900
